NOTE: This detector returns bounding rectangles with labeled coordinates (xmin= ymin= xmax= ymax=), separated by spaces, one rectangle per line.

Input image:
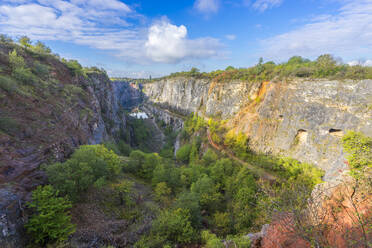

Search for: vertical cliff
xmin=143 ymin=77 xmax=372 ymax=182
xmin=0 ymin=43 xmax=128 ymax=246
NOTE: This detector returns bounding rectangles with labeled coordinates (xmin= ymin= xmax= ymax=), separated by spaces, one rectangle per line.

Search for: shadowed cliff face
xmin=0 ymin=44 xmax=128 ymax=245
xmin=143 ymin=77 xmax=372 ymax=183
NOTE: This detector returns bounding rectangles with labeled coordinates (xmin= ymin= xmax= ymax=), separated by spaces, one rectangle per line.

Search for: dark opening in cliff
xmin=329 ymin=129 xmax=343 ymax=137
xmin=293 ymin=129 xmax=308 ymax=146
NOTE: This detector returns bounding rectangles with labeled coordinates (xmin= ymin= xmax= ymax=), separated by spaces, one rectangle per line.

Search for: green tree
xmin=46 ymin=145 xmax=121 ymax=201
xmin=112 ymin=180 xmax=133 ymax=206
xmin=32 ymin=41 xmax=52 ymax=54
xmin=154 ymin=182 xmax=171 ymax=206
xmin=150 ymin=208 xmax=196 ymax=245
xmin=342 ymin=131 xmax=372 ymax=179
xmin=25 ymin=185 xmax=75 ymax=245
xmin=176 ymin=144 xmax=192 ymax=163
xmin=213 ymin=212 xmax=231 ymax=236
xmin=19 ymin=36 xmax=31 ymax=48
xmin=191 ymin=175 xmax=222 ymax=212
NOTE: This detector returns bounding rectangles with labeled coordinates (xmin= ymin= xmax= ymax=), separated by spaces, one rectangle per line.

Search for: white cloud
xmin=261 ymin=0 xmax=372 ymax=61
xmin=348 ymin=60 xmax=372 ymax=66
xmin=145 ymin=20 xmax=223 ymax=63
xmin=194 ymin=0 xmax=220 ymax=14
xmin=225 ymin=34 xmax=236 ymax=40
xmin=241 ymin=0 xmax=283 ymax=11
xmin=252 ymin=0 xmax=283 ymax=11
xmin=0 ymin=1 xmax=224 ymax=64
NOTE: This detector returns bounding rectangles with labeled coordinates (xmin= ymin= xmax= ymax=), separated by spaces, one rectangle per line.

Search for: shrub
xmin=8 ymin=49 xmax=36 ymax=84
xmin=213 ymin=212 xmax=231 ymax=236
xmin=150 ymin=208 xmax=196 ymax=246
xmin=176 ymin=144 xmax=192 ymax=162
xmin=154 ymin=182 xmax=171 ymax=205
xmin=0 ymin=116 xmax=20 ymax=134
xmin=62 ymin=59 xmax=84 ymax=76
xmin=201 ymin=230 xmax=223 ymax=248
xmin=342 ymin=131 xmax=372 ymax=179
xmin=191 ymin=175 xmax=223 ymax=212
xmin=0 ymin=75 xmax=18 ymax=93
xmin=9 ymin=49 xmax=26 ymax=69
xmin=33 ymin=61 xmax=50 ymax=78
xmin=117 ymin=140 xmax=132 ymax=156
xmin=46 ymin=145 xmax=121 ymax=201
xmin=25 ymin=185 xmax=75 ymax=245
xmin=112 ymin=179 xmax=133 ymax=206
xmin=174 ymin=191 xmax=202 ymax=228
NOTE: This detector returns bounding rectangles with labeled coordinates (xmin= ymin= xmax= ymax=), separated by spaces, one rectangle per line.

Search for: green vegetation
xmin=154 ymin=54 xmax=372 ymax=82
xmin=137 ymin=208 xmax=196 ymax=247
xmin=45 ymin=145 xmax=121 ymax=201
xmin=25 ymin=185 xmax=75 ymax=245
xmin=342 ymin=131 xmax=372 ymax=180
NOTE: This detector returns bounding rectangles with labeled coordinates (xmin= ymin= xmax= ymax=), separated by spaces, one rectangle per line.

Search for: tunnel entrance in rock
xmin=329 ymin=128 xmax=343 ymax=137
xmin=294 ymin=129 xmax=308 ymax=146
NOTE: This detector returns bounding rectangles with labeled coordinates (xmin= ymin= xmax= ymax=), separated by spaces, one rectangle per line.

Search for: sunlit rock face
xmin=143 ymin=77 xmax=372 ymax=183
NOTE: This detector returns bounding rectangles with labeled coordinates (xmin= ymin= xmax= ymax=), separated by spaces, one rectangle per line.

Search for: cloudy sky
xmin=0 ymin=0 xmax=371 ymax=78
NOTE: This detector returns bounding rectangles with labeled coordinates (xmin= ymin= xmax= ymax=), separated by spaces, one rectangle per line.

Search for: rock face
xmin=0 ymin=43 xmax=128 ymax=246
xmin=143 ymin=77 xmax=372 ymax=182
xmin=113 ymin=80 xmax=144 ymax=110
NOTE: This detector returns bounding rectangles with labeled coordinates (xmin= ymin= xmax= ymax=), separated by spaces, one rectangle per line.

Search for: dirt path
xmin=207 ymin=129 xmax=277 ymax=182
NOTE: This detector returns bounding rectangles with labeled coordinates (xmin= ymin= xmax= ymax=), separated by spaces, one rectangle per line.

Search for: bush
xmin=174 ymin=191 xmax=202 ymax=228
xmin=25 ymin=185 xmax=75 ymax=245
xmin=0 ymin=75 xmax=18 ymax=93
xmin=46 ymin=145 xmax=121 ymax=201
xmin=0 ymin=116 xmax=20 ymax=134
xmin=117 ymin=140 xmax=132 ymax=156
xmin=150 ymin=208 xmax=196 ymax=246
xmin=342 ymin=131 xmax=372 ymax=179
xmin=201 ymin=230 xmax=223 ymax=248
xmin=62 ymin=59 xmax=84 ymax=76
xmin=176 ymin=144 xmax=192 ymax=162
xmin=33 ymin=61 xmax=50 ymax=78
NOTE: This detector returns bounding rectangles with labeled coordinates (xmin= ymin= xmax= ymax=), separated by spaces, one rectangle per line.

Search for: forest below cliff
xmin=0 ymin=36 xmax=371 ymax=248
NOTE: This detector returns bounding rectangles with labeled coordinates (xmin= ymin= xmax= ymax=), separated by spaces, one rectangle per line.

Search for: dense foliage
xmin=25 ymin=185 xmax=75 ymax=245
xmin=45 ymin=144 xmax=122 ymax=201
xmin=154 ymin=55 xmax=372 ymax=82
xmin=342 ymin=131 xmax=372 ymax=180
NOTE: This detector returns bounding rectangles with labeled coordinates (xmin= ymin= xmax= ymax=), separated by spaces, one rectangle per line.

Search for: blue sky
xmin=0 ymin=0 xmax=371 ymax=78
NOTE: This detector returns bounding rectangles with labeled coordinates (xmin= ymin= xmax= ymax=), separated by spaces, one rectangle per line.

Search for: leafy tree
xmin=213 ymin=212 xmax=231 ymax=236
xmin=32 ymin=41 xmax=52 ymax=54
xmin=176 ymin=144 xmax=192 ymax=163
xmin=8 ymin=49 xmax=35 ymax=84
xmin=174 ymin=191 xmax=202 ymax=228
xmin=191 ymin=174 xmax=223 ymax=212
xmin=342 ymin=131 xmax=372 ymax=179
xmin=19 ymin=36 xmax=31 ymax=48
xmin=62 ymin=59 xmax=84 ymax=76
xmin=201 ymin=230 xmax=224 ymax=248
xmin=112 ymin=179 xmax=133 ymax=206
xmin=154 ymin=182 xmax=171 ymax=206
xmin=46 ymin=145 xmax=121 ymax=201
xmin=152 ymin=162 xmax=181 ymax=191
xmin=25 ymin=185 xmax=75 ymax=245
xmin=149 ymin=208 xmax=196 ymax=246
xmin=202 ymin=149 xmax=219 ymax=166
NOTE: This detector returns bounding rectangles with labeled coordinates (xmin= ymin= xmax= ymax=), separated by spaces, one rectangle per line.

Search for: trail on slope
xmin=207 ymin=129 xmax=277 ymax=182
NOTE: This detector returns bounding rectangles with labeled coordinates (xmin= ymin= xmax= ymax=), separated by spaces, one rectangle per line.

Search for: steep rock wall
xmin=143 ymin=77 xmax=372 ymax=182
xmin=0 ymin=64 xmax=127 ymax=246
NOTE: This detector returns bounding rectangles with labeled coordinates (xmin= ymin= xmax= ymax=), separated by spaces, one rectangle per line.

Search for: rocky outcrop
xmin=0 ymin=45 xmax=128 ymax=245
xmin=143 ymin=77 xmax=372 ymax=183
xmin=113 ymin=80 xmax=144 ymax=110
